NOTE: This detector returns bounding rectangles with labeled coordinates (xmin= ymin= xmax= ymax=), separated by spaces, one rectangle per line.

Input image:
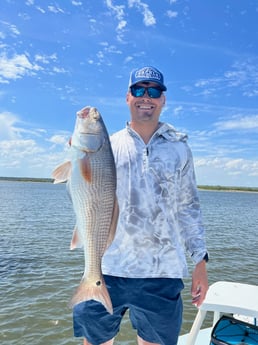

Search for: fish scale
xmin=71 ymin=154 xmax=114 ymax=275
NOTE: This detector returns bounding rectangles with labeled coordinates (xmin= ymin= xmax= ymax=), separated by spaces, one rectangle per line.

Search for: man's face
xmin=126 ymin=82 xmax=166 ymax=124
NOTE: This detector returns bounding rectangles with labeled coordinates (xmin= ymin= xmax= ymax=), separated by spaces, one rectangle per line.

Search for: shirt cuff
xmin=191 ymin=251 xmax=209 ymax=264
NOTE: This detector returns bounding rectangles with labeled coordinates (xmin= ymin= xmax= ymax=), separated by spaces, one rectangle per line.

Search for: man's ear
xmin=126 ymin=91 xmax=130 ymax=104
xmin=162 ymin=94 xmax=166 ymax=106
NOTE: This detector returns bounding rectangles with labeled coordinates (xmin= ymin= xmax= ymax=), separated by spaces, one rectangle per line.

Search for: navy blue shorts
xmin=73 ymin=275 xmax=184 ymax=345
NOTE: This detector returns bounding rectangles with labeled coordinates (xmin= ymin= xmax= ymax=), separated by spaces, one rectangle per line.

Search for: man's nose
xmin=142 ymin=89 xmax=150 ymax=98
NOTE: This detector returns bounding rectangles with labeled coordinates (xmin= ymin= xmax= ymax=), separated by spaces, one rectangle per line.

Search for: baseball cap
xmin=128 ymin=66 xmax=167 ymax=91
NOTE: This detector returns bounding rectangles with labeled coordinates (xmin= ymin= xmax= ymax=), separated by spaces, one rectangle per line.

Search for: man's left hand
xmin=191 ymin=260 xmax=208 ymax=307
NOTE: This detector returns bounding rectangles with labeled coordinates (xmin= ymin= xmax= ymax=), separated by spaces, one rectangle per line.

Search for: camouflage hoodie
xmin=102 ymin=122 xmax=207 ymax=278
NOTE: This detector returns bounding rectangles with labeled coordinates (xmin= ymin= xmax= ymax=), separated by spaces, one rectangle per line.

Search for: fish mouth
xmin=77 ymin=108 xmax=90 ymax=119
xmin=77 ymin=132 xmax=103 ymax=142
xmin=78 ymin=132 xmax=97 ymax=135
xmin=77 ymin=106 xmax=100 ymax=120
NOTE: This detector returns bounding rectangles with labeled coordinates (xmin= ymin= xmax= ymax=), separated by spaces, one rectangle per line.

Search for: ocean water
xmin=1 ymin=181 xmax=258 ymax=345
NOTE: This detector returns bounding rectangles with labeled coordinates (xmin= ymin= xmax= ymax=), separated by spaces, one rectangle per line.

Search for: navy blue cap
xmin=128 ymin=66 xmax=167 ymax=91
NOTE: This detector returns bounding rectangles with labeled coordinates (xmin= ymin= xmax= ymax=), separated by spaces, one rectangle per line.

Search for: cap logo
xmin=135 ymin=67 xmax=161 ymax=81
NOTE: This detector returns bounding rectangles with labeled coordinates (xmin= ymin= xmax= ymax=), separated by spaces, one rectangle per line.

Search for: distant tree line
xmin=0 ymin=177 xmax=258 ymax=192
xmin=198 ymin=185 xmax=258 ymax=193
xmin=0 ymin=176 xmax=53 ymax=183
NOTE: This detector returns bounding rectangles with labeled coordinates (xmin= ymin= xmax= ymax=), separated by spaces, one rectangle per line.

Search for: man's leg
xmin=83 ymin=335 xmax=158 ymax=345
xmin=129 ymin=278 xmax=183 ymax=345
xmin=83 ymin=338 xmax=114 ymax=345
xmin=137 ymin=335 xmax=160 ymax=345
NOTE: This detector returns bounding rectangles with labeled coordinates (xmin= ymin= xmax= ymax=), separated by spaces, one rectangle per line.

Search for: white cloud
xmin=224 ymin=159 xmax=245 ymax=170
xmin=0 ymin=20 xmax=20 ymax=37
xmin=0 ymin=112 xmax=50 ymax=140
xmin=167 ymin=10 xmax=178 ymax=18
xmin=48 ymin=134 xmax=69 ymax=145
xmin=102 ymin=44 xmax=122 ymax=55
xmin=92 ymin=42 xmax=122 ymax=66
xmin=0 ymin=116 xmax=69 ymax=178
xmin=105 ymin=0 xmax=156 ymax=39
xmin=194 ymin=156 xmax=258 ymax=186
xmin=195 ymin=157 xmax=257 ymax=175
xmin=0 ymin=136 xmax=69 ymax=177
xmin=0 ymin=112 xmax=21 ymax=140
xmin=25 ymin=0 xmax=34 ymax=5
xmin=105 ymin=0 xmax=127 ymax=41
xmin=52 ymin=66 xmax=67 ymax=74
xmin=1 ymin=139 xmax=43 ymax=157
xmin=36 ymin=7 xmax=45 ymax=14
xmin=0 ymin=52 xmax=65 ymax=82
xmin=124 ymin=56 xmax=133 ymax=64
xmin=117 ymin=20 xmax=127 ymax=31
xmin=128 ymin=0 xmax=156 ymax=26
xmin=0 ymin=112 xmax=71 ymax=177
xmin=224 ymin=70 xmax=246 ymax=87
xmin=0 ymin=138 xmax=49 ymax=177
xmin=215 ymin=115 xmax=258 ymax=131
xmin=0 ymin=53 xmax=42 ymax=83
xmin=34 ymin=53 xmax=58 ymax=64
xmin=106 ymin=0 xmax=125 ymax=20
xmin=71 ymin=1 xmax=82 ymax=6
xmin=0 ymin=138 xmax=45 ymax=172
xmin=48 ymin=5 xmax=65 ymax=14
xmin=193 ymin=58 xmax=258 ymax=98
xmin=173 ymin=106 xmax=183 ymax=117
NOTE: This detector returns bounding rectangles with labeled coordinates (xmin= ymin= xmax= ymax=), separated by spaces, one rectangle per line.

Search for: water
xmin=1 ymin=181 xmax=258 ymax=344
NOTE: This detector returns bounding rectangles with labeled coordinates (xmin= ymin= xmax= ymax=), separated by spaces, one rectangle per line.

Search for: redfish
xmin=52 ymin=106 xmax=118 ymax=314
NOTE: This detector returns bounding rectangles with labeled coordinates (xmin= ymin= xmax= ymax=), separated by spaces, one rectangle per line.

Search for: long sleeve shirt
xmin=102 ymin=122 xmax=207 ymax=278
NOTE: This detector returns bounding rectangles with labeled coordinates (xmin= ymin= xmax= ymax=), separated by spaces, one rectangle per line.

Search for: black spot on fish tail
xmin=96 ymin=281 xmax=101 ymax=286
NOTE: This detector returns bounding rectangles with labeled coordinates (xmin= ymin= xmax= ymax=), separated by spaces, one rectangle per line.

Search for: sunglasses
xmin=130 ymin=85 xmax=163 ymax=99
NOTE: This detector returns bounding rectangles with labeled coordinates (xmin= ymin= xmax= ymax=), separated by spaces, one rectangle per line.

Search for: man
xmin=73 ymin=66 xmax=209 ymax=345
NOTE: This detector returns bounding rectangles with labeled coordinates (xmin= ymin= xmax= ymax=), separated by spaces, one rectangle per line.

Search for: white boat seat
xmin=185 ymin=281 xmax=258 ymax=345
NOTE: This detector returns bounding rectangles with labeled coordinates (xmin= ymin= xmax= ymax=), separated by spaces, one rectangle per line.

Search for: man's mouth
xmin=136 ymin=104 xmax=154 ymax=110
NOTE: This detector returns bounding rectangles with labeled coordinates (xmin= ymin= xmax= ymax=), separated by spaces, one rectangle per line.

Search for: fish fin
xmin=52 ymin=161 xmax=72 ymax=184
xmin=105 ymin=196 xmax=119 ymax=250
xmin=79 ymin=154 xmax=91 ymax=183
xmin=69 ymin=277 xmax=113 ymax=314
xmin=70 ymin=225 xmax=83 ymax=250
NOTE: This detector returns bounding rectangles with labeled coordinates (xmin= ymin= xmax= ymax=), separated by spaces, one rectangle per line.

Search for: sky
xmin=0 ymin=0 xmax=258 ymax=187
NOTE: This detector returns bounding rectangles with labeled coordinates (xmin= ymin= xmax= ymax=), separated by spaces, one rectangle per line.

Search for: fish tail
xmin=69 ymin=278 xmax=113 ymax=314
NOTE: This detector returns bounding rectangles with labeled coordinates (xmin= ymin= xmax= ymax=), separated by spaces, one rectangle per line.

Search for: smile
xmin=137 ymin=104 xmax=154 ymax=110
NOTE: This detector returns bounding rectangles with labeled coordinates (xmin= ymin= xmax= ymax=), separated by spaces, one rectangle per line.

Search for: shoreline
xmin=198 ymin=185 xmax=258 ymax=193
xmin=0 ymin=176 xmax=258 ymax=193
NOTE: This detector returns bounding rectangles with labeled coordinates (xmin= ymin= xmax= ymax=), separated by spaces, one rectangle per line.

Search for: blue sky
xmin=0 ymin=0 xmax=258 ymax=187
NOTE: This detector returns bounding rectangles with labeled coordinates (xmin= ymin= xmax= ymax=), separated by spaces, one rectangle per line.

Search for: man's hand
xmin=191 ymin=260 xmax=208 ymax=307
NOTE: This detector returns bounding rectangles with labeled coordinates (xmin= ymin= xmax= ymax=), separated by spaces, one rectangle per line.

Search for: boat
xmin=177 ymin=281 xmax=258 ymax=345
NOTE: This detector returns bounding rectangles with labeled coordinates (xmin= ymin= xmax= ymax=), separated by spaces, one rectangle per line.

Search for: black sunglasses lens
xmin=147 ymin=87 xmax=162 ymax=98
xmin=131 ymin=86 xmax=162 ymax=98
xmin=131 ymin=86 xmax=145 ymax=97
